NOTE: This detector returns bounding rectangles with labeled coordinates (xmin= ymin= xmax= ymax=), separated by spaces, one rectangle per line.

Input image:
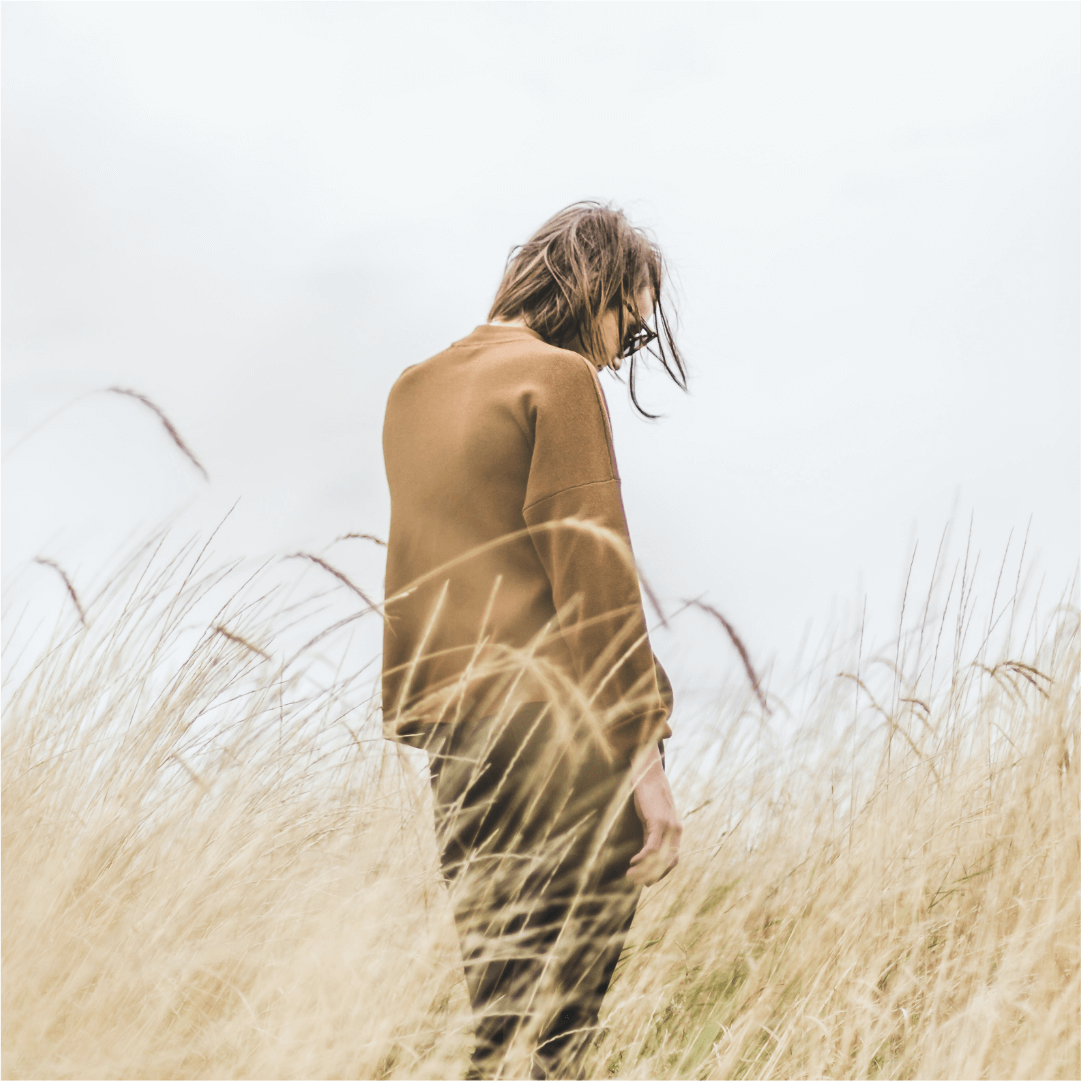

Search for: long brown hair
xmin=488 ymin=201 xmax=687 ymax=418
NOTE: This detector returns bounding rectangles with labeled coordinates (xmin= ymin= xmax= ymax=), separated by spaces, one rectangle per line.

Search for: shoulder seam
xmin=523 ymin=477 xmax=620 ymax=514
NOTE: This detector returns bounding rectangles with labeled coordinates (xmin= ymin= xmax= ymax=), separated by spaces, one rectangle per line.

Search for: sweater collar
xmin=454 ymin=323 xmax=545 ymax=346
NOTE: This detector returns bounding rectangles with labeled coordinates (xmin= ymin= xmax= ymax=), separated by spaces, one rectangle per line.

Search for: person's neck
xmin=487 ymin=316 xmax=529 ymax=328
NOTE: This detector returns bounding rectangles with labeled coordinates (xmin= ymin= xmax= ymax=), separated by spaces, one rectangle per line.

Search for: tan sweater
xmin=381 ymin=323 xmax=672 ymax=762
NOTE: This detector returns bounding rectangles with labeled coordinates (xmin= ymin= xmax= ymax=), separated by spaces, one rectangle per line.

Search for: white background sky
xmin=3 ymin=2 xmax=1078 ymax=718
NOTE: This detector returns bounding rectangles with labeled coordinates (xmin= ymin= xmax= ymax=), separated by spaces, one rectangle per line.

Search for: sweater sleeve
xmin=521 ymin=352 xmax=672 ymax=762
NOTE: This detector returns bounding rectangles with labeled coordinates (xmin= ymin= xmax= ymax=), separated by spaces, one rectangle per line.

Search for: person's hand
xmin=627 ymin=743 xmax=681 ymax=885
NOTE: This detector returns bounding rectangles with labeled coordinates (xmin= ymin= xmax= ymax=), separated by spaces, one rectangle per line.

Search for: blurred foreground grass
xmin=2 ymin=538 xmax=1078 ymax=1080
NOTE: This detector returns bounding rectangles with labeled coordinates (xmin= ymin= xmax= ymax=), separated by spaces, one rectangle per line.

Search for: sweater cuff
xmin=607 ymin=707 xmax=673 ymax=764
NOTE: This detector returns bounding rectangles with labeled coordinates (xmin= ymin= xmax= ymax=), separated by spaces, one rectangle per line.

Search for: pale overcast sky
xmin=3 ymin=2 xmax=1078 ymax=716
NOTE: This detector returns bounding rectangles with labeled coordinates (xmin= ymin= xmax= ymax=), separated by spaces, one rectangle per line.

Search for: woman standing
xmin=381 ymin=202 xmax=686 ymax=1079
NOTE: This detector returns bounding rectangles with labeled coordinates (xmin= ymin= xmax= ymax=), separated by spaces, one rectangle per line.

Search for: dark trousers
xmin=426 ymin=702 xmax=644 ymax=1080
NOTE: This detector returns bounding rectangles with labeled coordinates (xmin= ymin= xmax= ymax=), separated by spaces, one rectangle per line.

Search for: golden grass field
xmin=2 ymin=533 xmax=1078 ymax=1080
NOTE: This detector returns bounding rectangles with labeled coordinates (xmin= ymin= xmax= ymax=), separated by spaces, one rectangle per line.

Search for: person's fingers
xmin=626 ymin=851 xmax=677 ymax=884
xmin=627 ymin=823 xmax=681 ymax=884
xmin=655 ymin=846 xmax=680 ymax=882
xmin=628 ymin=821 xmax=666 ymax=863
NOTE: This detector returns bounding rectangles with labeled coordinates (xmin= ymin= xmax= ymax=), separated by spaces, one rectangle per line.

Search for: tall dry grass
xmin=2 ymin=532 xmax=1078 ymax=1080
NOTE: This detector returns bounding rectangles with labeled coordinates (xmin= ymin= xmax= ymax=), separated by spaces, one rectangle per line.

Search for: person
xmin=381 ymin=201 xmax=687 ymax=1079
